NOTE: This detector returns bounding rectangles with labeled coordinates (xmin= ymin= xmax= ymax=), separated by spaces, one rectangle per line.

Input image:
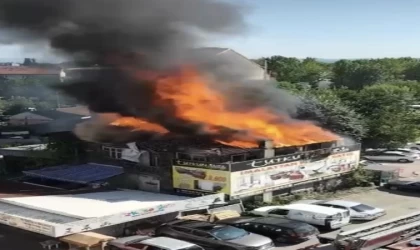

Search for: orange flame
xmin=109 ymin=66 xmax=338 ymax=148
xmin=101 ymin=113 xmax=169 ymax=134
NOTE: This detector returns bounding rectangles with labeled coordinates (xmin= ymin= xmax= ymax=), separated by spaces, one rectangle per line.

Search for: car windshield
xmin=210 ymin=226 xmax=249 ymax=241
xmin=351 ymin=204 xmax=375 ymax=212
xmin=293 ymin=224 xmax=318 ymax=235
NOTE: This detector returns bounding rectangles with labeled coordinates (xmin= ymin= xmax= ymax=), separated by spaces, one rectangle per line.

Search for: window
xmin=351 ymin=204 xmax=375 ymax=212
xmin=260 ymin=224 xmax=280 ymax=233
xmin=268 ymin=209 xmax=289 ymax=216
xmin=193 ymin=230 xmax=214 ymax=238
xmin=174 ymin=226 xmax=192 ymax=233
xmin=231 ymin=154 xmax=246 ymax=162
xmin=192 ymin=155 xmax=206 ymax=162
xmin=210 ymin=226 xmax=249 ymax=241
xmin=150 ymin=155 xmax=159 ymax=167
xmin=102 ymin=146 xmax=122 ymax=159
xmin=177 ymin=153 xmax=192 ymax=161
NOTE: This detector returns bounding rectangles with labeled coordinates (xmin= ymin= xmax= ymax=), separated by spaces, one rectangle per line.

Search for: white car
xmin=251 ymin=204 xmax=350 ymax=229
xmin=294 ymin=200 xmax=386 ymax=221
xmin=363 ymin=151 xmax=416 ymax=163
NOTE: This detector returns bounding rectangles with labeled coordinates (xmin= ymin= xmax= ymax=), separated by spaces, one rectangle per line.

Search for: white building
xmin=0 ymin=190 xmax=224 ymax=237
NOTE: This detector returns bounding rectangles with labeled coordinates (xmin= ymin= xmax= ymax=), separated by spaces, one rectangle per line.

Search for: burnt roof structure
xmin=135 ymin=138 xmax=261 ymax=157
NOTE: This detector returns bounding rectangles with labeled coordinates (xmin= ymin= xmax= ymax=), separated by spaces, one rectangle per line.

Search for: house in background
xmin=190 ymin=47 xmax=270 ymax=80
xmin=8 ymin=110 xmax=88 ymax=126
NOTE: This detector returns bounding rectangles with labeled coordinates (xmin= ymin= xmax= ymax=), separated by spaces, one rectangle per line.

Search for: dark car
xmin=155 ymin=220 xmax=274 ymax=250
xmin=216 ymin=217 xmax=319 ymax=244
xmin=385 ymin=180 xmax=420 ymax=191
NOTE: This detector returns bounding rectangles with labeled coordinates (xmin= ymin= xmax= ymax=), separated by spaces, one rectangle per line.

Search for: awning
xmin=60 ymin=232 xmax=115 ymax=247
xmin=22 ymin=163 xmax=124 ymax=184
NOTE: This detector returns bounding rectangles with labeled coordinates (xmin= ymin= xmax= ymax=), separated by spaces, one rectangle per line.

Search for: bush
xmin=342 ymin=167 xmax=374 ymax=188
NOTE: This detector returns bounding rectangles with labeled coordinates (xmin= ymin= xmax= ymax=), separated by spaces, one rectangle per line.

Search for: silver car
xmin=363 ymin=150 xmax=416 ymax=163
xmin=294 ymin=200 xmax=386 ymax=221
xmin=107 ymin=235 xmax=204 ymax=250
xmin=156 ymin=220 xmax=274 ymax=250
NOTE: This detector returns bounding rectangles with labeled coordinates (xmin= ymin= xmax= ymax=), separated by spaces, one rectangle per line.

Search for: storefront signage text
xmin=174 ymin=160 xmax=229 ymax=171
xmin=248 ymin=154 xmax=302 ymax=168
xmin=240 ymin=161 xmax=300 ymax=175
xmin=124 ymin=203 xmax=176 ymax=218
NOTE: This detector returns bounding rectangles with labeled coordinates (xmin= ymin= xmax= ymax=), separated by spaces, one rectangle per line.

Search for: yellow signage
xmin=172 ymin=165 xmax=230 ymax=195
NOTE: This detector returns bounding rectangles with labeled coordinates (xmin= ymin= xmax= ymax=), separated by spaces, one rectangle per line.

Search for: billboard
xmin=171 ymin=145 xmax=361 ymax=198
xmin=172 ymin=160 xmax=230 ymax=195
xmin=230 ymin=149 xmax=360 ymax=198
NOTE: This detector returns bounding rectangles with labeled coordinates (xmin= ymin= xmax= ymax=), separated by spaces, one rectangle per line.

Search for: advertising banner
xmin=230 ymin=150 xmax=360 ymax=198
xmin=172 ymin=164 xmax=230 ymax=195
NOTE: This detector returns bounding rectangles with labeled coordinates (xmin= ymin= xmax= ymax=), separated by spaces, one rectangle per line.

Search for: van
xmin=250 ymin=203 xmax=350 ymax=230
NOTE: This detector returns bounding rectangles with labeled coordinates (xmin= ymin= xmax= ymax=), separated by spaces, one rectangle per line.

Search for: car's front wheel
xmin=398 ymin=159 xmax=410 ymax=163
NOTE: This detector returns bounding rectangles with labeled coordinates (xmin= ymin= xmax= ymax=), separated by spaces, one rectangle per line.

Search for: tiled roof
xmin=0 ymin=66 xmax=60 ymax=75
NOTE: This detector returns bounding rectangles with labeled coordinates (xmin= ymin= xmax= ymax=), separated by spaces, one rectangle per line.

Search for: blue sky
xmin=2 ymin=0 xmax=420 ymax=61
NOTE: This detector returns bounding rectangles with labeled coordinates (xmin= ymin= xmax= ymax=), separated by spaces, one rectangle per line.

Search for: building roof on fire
xmin=136 ymin=138 xmax=260 ymax=156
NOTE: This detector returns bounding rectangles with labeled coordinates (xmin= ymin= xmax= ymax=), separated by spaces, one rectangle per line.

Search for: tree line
xmin=256 ymin=56 xmax=420 ymax=149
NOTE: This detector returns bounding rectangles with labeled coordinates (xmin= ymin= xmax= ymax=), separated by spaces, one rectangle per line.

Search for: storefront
xmin=172 ymin=144 xmax=361 ymax=198
xmin=172 ymin=160 xmax=231 ymax=196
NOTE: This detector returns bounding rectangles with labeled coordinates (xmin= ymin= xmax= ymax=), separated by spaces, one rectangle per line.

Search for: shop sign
xmin=231 ymin=154 xmax=302 ymax=171
xmin=173 ymin=160 xmax=230 ymax=171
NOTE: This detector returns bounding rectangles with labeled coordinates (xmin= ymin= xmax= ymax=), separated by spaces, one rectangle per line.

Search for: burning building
xmin=0 ymin=0 xmax=361 ymax=200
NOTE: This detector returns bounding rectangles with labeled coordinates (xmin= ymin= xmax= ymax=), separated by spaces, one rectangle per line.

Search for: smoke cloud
xmin=0 ymin=0 xmax=306 ymax=145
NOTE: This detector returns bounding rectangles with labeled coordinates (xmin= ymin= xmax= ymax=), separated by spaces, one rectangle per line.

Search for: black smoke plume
xmin=0 ymin=0 xmax=302 ymax=144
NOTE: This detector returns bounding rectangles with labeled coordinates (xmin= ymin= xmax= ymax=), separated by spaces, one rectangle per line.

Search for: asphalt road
xmin=318 ymin=187 xmax=420 ymax=240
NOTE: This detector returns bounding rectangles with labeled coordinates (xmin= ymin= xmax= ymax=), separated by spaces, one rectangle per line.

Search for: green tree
xmin=301 ymin=58 xmax=329 ymax=88
xmin=265 ymin=56 xmax=305 ymax=83
xmin=3 ymin=96 xmax=35 ymax=115
xmin=354 ymin=84 xmax=420 ymax=148
xmin=331 ymin=60 xmax=387 ymax=90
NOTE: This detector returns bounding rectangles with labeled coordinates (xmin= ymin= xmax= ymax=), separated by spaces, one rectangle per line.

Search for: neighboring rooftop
xmin=0 ymin=66 xmax=60 ymax=75
xmin=1 ymin=190 xmax=192 ymax=218
xmin=22 ymin=163 xmax=124 ymax=184
xmin=56 ymin=106 xmax=91 ymax=116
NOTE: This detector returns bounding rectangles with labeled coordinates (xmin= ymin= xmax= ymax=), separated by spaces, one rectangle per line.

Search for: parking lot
xmin=319 ymin=187 xmax=420 ymax=240
xmin=1 ymin=161 xmax=420 ymax=250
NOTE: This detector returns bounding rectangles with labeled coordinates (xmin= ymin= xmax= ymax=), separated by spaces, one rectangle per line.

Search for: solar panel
xmin=22 ymin=163 xmax=124 ymax=184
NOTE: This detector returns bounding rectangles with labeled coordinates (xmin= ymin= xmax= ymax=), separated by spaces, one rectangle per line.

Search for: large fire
xmin=109 ymin=67 xmax=338 ymax=148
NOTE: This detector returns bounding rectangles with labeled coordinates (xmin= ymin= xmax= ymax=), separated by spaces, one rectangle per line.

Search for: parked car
xmin=389 ymin=149 xmax=420 ymax=159
xmin=363 ymin=150 xmax=416 ymax=163
xmin=407 ymin=142 xmax=420 ymax=151
xmin=294 ymin=200 xmax=385 ymax=221
xmin=250 ymin=204 xmax=350 ymax=230
xmin=106 ymin=235 xmax=204 ymax=250
xmin=385 ymin=180 xmax=420 ymax=191
xmin=155 ymin=220 xmax=274 ymax=250
xmin=216 ymin=216 xmax=319 ymax=244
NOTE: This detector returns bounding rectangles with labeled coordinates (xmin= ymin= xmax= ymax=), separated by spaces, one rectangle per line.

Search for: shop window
xmin=192 ymin=155 xmax=206 ymax=162
xmin=177 ymin=153 xmax=192 ymax=161
xmin=231 ymin=154 xmax=246 ymax=162
xmin=150 ymin=155 xmax=159 ymax=167
xmin=102 ymin=146 xmax=122 ymax=159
